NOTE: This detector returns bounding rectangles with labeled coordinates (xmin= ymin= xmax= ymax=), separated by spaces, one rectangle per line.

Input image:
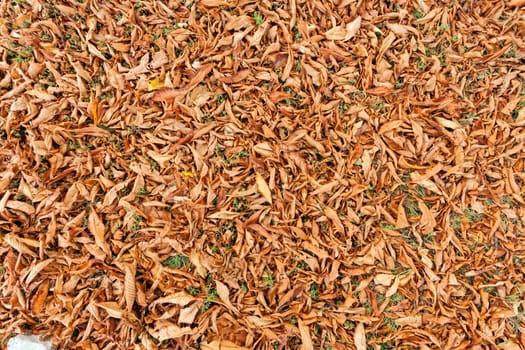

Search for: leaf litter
xmin=0 ymin=0 xmax=525 ymax=349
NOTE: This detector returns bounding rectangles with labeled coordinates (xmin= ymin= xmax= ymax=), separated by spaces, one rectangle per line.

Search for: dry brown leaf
xmin=4 ymin=234 xmax=36 ymax=257
xmin=324 ymin=206 xmax=344 ymax=232
xmin=256 ymin=173 xmax=272 ymax=204
xmin=6 ymin=200 xmax=35 ymax=215
xmin=153 ymin=291 xmax=195 ymax=307
xmin=124 ymin=264 xmax=136 ymax=312
xmin=215 ymin=280 xmax=239 ymax=314
xmin=354 ymin=322 xmax=367 ymax=350
xmin=298 ymin=319 xmax=313 ymax=350
xmin=31 ymin=280 xmax=49 ymax=314
xmin=96 ymin=302 xmax=125 ymax=319
xmin=149 ymin=321 xmax=193 ymax=341
xmin=178 ymin=303 xmax=199 ymax=324
xmin=88 ymin=208 xmax=110 ymax=256
xmin=200 ymin=340 xmax=249 ymax=350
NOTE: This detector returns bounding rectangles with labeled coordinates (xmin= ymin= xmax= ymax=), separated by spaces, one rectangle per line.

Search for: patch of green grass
xmin=292 ymin=25 xmax=302 ymax=41
xmin=383 ymin=317 xmax=399 ymax=331
xmin=225 ymin=149 xmax=250 ymax=166
xmin=188 ymin=286 xmax=200 ymax=296
xmin=438 ymin=23 xmax=450 ymax=32
xmin=413 ymin=185 xmax=424 ymax=198
xmin=232 ymin=197 xmax=246 ymax=212
xmin=463 ymin=208 xmax=484 ymax=223
xmin=371 ymin=100 xmax=385 ymax=110
xmin=455 ymin=267 xmax=467 ymax=275
xmin=390 ymin=266 xmax=412 ymax=275
xmin=133 ymin=213 xmax=145 ymax=222
xmin=504 ymin=46 xmax=520 ymax=59
xmin=502 ymin=195 xmax=516 ymax=207
xmin=7 ymin=178 xmax=20 ymax=189
xmin=450 ymin=212 xmax=461 ymax=231
xmin=339 ymin=102 xmax=350 ymax=114
xmin=288 ymin=260 xmax=308 ymax=275
xmin=43 ymin=4 xmax=60 ymax=18
xmin=253 ymin=11 xmax=264 ymax=26
xmin=137 ymin=187 xmax=147 ymax=196
xmin=381 ymin=222 xmax=396 ymax=231
xmin=263 ymin=268 xmax=274 ymax=288
xmin=440 ymin=54 xmax=447 ymax=67
xmin=404 ymin=199 xmax=421 ymax=217
xmin=202 ymin=287 xmax=218 ymax=312
xmin=460 ymin=112 xmax=478 ymax=125
xmin=162 ymin=254 xmax=189 ymax=269
xmin=416 ymin=57 xmax=427 ymax=71
xmin=344 ymin=320 xmax=354 ymax=329
xmin=507 ymin=316 xmax=522 ymax=335
xmin=412 ymin=9 xmax=424 ymax=19
xmin=425 ymin=46 xmax=436 ymax=57
xmin=309 ymin=283 xmax=319 ymax=300
xmin=88 ymin=270 xmax=105 ymax=278
xmin=294 ymin=60 xmax=301 ymax=72
xmin=389 ymin=292 xmax=404 ymax=305
xmin=364 ymin=301 xmax=373 ymax=314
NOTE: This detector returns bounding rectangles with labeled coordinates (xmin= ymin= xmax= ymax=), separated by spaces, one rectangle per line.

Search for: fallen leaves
xmin=1 ymin=0 xmax=525 ymax=349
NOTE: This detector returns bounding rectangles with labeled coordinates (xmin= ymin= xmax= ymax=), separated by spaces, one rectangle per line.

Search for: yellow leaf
xmin=181 ymin=170 xmax=194 ymax=177
xmin=256 ymin=173 xmax=272 ymax=204
xmin=148 ymin=77 xmax=164 ymax=91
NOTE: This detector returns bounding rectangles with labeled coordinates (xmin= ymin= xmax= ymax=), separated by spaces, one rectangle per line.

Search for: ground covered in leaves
xmin=0 ymin=0 xmax=525 ymax=349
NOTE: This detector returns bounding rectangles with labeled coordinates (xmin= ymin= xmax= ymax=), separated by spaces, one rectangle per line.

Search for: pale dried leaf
xmin=256 ymin=173 xmax=272 ymax=204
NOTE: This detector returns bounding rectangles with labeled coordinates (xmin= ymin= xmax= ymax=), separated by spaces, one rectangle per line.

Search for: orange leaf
xmin=31 ymin=280 xmax=49 ymax=314
xmin=90 ymin=92 xmax=98 ymax=126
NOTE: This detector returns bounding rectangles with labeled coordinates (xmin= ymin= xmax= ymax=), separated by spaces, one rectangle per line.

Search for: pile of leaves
xmin=1 ymin=0 xmax=525 ymax=348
